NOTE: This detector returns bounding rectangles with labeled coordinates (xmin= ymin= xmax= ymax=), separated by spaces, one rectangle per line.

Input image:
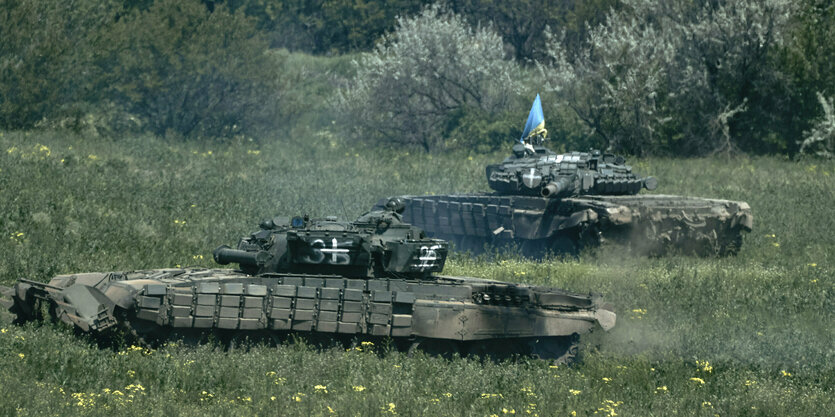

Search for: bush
xmin=0 ymin=0 xmax=120 ymax=130
xmin=449 ymin=0 xmax=620 ymax=63
xmin=0 ymin=0 xmax=306 ymax=139
xmin=337 ymin=5 xmax=523 ymax=152
xmin=799 ymin=93 xmax=835 ymax=158
xmin=540 ymin=0 xmax=795 ymax=156
xmin=100 ymin=0 xmax=279 ymax=138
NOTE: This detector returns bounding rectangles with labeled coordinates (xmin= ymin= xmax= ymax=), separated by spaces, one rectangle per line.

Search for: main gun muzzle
xmin=213 ymin=245 xmax=270 ymax=266
xmin=541 ymin=177 xmax=573 ymax=198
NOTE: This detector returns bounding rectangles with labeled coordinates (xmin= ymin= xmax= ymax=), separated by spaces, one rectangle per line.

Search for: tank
xmin=385 ymin=95 xmax=752 ymax=257
xmin=0 ymin=200 xmax=615 ymax=363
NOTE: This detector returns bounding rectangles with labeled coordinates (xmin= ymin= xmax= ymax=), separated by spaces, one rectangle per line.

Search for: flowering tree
xmin=540 ymin=0 xmax=795 ymax=156
xmin=338 ymin=5 xmax=521 ymax=152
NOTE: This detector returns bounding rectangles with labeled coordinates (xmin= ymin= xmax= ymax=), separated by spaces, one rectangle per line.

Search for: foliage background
xmin=1 ymin=0 xmax=833 ymax=415
xmin=1 ymin=0 xmax=834 ymax=155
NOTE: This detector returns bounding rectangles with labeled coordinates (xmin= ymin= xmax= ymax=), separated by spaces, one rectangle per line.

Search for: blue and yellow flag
xmin=520 ymin=94 xmax=546 ymax=142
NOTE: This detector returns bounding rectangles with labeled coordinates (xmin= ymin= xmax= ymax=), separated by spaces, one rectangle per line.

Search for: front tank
xmin=1 ymin=201 xmax=615 ymax=363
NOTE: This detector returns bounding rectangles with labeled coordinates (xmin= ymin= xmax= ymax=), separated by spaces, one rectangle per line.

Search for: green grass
xmin=1 ymin=129 xmax=832 ymax=416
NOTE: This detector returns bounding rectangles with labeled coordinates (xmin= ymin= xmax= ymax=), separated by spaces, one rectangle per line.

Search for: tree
xmin=100 ymin=0 xmax=279 ymax=138
xmin=540 ymin=0 xmax=796 ymax=156
xmin=799 ymin=93 xmax=835 ymax=158
xmin=449 ymin=0 xmax=619 ymax=63
xmin=337 ymin=5 xmax=522 ymax=152
xmin=0 ymin=0 xmax=120 ymax=130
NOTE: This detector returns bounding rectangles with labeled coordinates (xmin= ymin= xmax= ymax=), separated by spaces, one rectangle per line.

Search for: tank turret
xmin=214 ymin=199 xmax=447 ymax=279
xmin=486 ymin=148 xmax=658 ymax=198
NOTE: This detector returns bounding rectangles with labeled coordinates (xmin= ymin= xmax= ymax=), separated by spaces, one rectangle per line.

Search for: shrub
xmin=337 ymin=5 xmax=522 ymax=152
xmin=100 ymin=0 xmax=279 ymax=138
xmin=799 ymin=93 xmax=835 ymax=158
xmin=540 ymin=0 xmax=795 ymax=156
xmin=0 ymin=0 xmax=120 ymax=130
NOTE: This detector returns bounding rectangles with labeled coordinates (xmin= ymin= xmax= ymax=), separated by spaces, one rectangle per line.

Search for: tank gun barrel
xmin=213 ymin=245 xmax=270 ymax=267
xmin=541 ymin=177 xmax=573 ymax=198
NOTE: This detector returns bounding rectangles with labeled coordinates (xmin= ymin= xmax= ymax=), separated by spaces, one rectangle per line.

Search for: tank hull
xmin=1 ymin=268 xmax=614 ymax=362
xmin=389 ymin=193 xmax=752 ymax=257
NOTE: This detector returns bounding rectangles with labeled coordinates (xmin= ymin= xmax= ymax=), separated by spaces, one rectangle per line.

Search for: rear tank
xmin=386 ymin=97 xmax=752 ymax=257
xmin=1 ymin=200 xmax=614 ymax=363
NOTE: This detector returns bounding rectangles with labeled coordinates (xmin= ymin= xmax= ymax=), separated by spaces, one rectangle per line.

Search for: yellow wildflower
xmin=270 ymin=396 xmax=276 ymax=401
xmin=569 ymin=389 xmax=582 ymax=396
xmin=1 ymin=328 xmax=6 ymax=333
xmin=18 ymin=353 xmax=24 ymax=359
xmin=125 ymin=383 xmax=145 ymax=392
xmin=601 ymin=377 xmax=612 ymax=383
xmin=690 ymin=377 xmax=705 ymax=384
xmin=702 ymin=401 xmax=712 ymax=407
xmin=781 ymin=370 xmax=792 ymax=377
xmin=127 ymin=370 xmax=136 ymax=378
xmin=443 ymin=392 xmax=452 ymax=398
xmin=745 ymin=380 xmax=757 ymax=386
xmin=352 ymin=385 xmax=366 ymax=392
xmin=655 ymin=386 xmax=668 ymax=392
xmin=314 ymin=384 xmax=328 ymax=393
xmin=696 ymin=360 xmax=713 ymax=373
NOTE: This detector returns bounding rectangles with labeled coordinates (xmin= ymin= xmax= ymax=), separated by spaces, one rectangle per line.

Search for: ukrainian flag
xmin=520 ymin=94 xmax=546 ymax=142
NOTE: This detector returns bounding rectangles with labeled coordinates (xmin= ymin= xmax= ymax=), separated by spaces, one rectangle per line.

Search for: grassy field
xmin=0 ymin=129 xmax=833 ymax=416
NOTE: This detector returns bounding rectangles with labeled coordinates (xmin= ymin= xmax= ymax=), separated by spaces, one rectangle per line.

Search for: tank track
xmin=2 ymin=270 xmax=610 ymax=364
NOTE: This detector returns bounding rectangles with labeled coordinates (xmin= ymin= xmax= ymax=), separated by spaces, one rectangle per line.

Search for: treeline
xmin=1 ymin=0 xmax=833 ymax=156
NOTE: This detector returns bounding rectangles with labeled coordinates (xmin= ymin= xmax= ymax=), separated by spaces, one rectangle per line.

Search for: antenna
xmin=339 ymin=199 xmax=350 ymax=221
